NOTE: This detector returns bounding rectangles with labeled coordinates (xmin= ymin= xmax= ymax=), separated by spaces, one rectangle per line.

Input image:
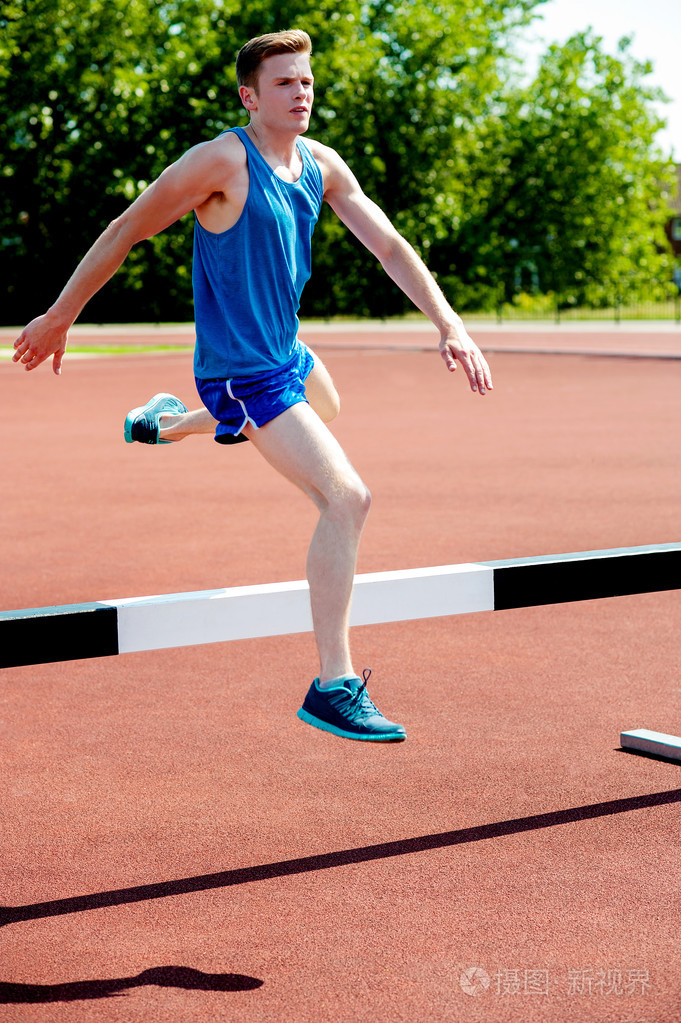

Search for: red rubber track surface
xmin=1 ymin=326 xmax=680 ymax=1022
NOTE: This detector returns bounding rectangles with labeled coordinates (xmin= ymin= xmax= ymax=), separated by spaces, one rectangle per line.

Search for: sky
xmin=513 ymin=0 xmax=681 ymax=158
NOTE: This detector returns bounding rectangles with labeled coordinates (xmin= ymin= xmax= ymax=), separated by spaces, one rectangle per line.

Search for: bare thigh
xmin=304 ymin=352 xmax=340 ymax=423
xmin=243 ymin=401 xmax=366 ymax=511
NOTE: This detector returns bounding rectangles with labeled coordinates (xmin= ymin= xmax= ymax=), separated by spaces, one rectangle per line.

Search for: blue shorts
xmin=195 ymin=341 xmax=315 ymax=445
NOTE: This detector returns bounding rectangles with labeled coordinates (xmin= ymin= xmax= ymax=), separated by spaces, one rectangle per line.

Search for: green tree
xmin=1 ymin=0 xmax=543 ymax=322
xmin=437 ymin=32 xmax=676 ymax=309
xmin=1 ymin=3 xmax=675 ymax=323
xmin=302 ymin=0 xmax=542 ymax=316
xmin=1 ymin=0 xmax=243 ymax=321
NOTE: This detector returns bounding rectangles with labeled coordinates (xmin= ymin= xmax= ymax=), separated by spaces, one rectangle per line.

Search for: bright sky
xmin=515 ymin=0 xmax=681 ymax=158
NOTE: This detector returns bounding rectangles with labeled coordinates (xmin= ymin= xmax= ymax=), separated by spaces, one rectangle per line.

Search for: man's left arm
xmin=320 ymin=147 xmax=493 ymax=395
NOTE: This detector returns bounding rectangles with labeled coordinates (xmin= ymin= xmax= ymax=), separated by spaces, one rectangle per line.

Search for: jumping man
xmin=13 ymin=29 xmax=493 ymax=742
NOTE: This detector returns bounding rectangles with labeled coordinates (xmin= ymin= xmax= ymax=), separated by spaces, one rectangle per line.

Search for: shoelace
xmin=328 ymin=668 xmax=380 ymax=722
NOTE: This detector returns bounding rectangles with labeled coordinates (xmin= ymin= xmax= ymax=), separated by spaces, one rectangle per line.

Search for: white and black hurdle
xmin=2 ymin=543 xmax=680 ymax=760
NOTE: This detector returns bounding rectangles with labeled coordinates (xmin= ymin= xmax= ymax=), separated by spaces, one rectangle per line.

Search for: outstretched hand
xmin=439 ymin=322 xmax=493 ymax=395
xmin=13 ymin=314 xmax=68 ymax=375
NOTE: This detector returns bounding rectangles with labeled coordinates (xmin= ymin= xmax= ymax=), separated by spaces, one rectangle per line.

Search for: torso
xmin=191 ymin=125 xmax=326 ymax=379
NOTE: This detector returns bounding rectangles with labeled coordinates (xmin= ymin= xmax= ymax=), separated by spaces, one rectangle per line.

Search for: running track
xmin=1 ymin=324 xmax=680 ymax=1022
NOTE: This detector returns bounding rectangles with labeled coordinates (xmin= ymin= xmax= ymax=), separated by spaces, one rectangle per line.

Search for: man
xmin=13 ymin=29 xmax=493 ymax=743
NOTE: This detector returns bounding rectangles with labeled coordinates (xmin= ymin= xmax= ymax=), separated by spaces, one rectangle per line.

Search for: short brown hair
xmin=236 ymin=30 xmax=312 ymax=91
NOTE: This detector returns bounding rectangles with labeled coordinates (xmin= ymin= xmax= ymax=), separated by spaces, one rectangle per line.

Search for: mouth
xmin=291 ymin=107 xmax=308 ymax=114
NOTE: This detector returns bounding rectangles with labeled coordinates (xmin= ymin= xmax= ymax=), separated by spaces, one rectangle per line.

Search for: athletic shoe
xmin=297 ymin=669 xmax=406 ymax=742
xmin=124 ymin=393 xmax=188 ymax=444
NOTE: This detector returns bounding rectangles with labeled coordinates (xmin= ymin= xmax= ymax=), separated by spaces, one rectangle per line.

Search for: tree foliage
xmin=0 ymin=0 xmax=676 ymax=323
xmin=438 ymin=32 xmax=676 ymax=309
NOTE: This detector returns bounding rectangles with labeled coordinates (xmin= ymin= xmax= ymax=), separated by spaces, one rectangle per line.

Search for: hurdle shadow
xmin=3 ymin=787 xmax=680 ymax=931
xmin=616 ymin=747 xmax=681 ymax=767
xmin=0 ymin=965 xmax=263 ymax=1003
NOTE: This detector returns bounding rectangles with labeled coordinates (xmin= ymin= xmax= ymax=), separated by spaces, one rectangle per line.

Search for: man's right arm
xmin=13 ymin=140 xmax=229 ymax=374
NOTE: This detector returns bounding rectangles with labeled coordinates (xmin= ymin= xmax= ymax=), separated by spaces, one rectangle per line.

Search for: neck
xmin=246 ymin=120 xmax=300 ymax=162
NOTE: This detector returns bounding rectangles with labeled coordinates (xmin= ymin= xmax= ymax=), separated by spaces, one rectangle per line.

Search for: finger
xmin=439 ymin=346 xmax=457 ymax=373
xmin=53 ymin=348 xmax=64 ymax=375
xmin=470 ymin=354 xmax=493 ymax=395
xmin=12 ymin=337 xmax=28 ymax=362
xmin=458 ymin=353 xmax=480 ymax=392
xmin=475 ymin=352 xmax=493 ymax=391
xmin=23 ymin=350 xmax=45 ymax=371
xmin=473 ymin=360 xmax=487 ymax=395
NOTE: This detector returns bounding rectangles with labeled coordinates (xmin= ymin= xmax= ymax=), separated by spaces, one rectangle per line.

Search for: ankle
xmin=317 ymin=672 xmax=358 ymax=690
xmin=158 ymin=414 xmax=186 ymax=441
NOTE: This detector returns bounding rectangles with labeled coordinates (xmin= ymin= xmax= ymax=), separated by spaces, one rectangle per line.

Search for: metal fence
xmin=492 ymin=293 xmax=681 ymax=324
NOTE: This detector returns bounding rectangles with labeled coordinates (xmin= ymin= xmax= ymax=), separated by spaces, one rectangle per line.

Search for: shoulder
xmin=189 ymin=131 xmax=248 ymax=169
xmin=180 ymin=130 xmax=247 ymax=175
xmin=153 ymin=130 xmax=249 ymax=206
xmin=299 ymin=138 xmax=357 ymax=195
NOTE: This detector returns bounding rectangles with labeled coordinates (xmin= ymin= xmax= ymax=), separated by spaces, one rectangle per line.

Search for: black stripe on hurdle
xmin=484 ymin=544 xmax=681 ymax=611
xmin=0 ymin=604 xmax=119 ymax=669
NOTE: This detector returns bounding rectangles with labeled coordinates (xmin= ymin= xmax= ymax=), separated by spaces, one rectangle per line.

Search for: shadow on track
xmin=0 ymin=965 xmax=263 ymax=1003
xmin=3 ymin=788 xmax=680 ymax=929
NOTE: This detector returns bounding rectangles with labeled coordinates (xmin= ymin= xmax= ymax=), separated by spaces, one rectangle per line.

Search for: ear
xmin=239 ymin=84 xmax=257 ymax=111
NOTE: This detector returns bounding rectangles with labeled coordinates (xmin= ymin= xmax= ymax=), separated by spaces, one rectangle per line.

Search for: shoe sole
xmin=124 ymin=393 xmax=184 ymax=444
xmin=297 ymin=707 xmax=406 ymax=742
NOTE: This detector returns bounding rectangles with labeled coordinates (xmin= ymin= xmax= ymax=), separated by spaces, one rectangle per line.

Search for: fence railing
xmin=491 ymin=294 xmax=681 ymax=324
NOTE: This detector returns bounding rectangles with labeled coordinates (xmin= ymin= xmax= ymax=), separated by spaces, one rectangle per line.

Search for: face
xmin=240 ymin=52 xmax=314 ymax=133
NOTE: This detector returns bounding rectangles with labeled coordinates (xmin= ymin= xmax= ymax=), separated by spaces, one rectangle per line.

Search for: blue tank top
xmin=192 ymin=126 xmax=324 ymax=379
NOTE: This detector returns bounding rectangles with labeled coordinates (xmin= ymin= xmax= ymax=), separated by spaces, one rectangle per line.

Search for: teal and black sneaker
xmin=124 ymin=393 xmax=188 ymax=444
xmin=297 ymin=669 xmax=406 ymax=742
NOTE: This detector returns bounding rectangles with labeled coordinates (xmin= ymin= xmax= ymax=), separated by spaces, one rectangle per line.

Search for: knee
xmin=324 ymin=476 xmax=371 ymax=528
xmin=343 ymin=479 xmax=372 ymax=527
xmin=357 ymin=481 xmax=372 ymax=519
